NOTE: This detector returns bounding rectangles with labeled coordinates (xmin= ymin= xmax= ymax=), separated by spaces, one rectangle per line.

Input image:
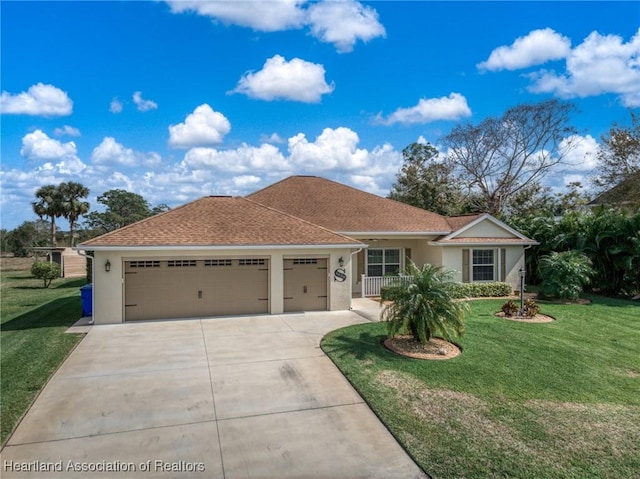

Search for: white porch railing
xmin=361 ymin=275 xmax=412 ymax=297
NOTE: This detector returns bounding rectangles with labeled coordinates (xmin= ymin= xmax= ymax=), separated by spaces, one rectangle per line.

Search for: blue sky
xmin=1 ymin=1 xmax=639 ymax=230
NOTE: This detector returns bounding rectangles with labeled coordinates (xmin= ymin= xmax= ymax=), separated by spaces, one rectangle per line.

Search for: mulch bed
xmin=494 ymin=311 xmax=555 ymax=323
xmin=384 ymin=335 xmax=461 ymax=360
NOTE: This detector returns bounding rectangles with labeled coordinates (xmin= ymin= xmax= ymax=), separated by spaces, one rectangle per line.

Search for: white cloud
xmin=1 ymin=123 xmax=409 ymax=229
xmin=92 ymin=137 xmax=162 ymax=168
xmin=54 ymin=125 xmax=81 ymax=137
xmin=92 ymin=137 xmax=135 ymax=165
xmin=260 ymin=132 xmax=285 ymax=144
xmin=527 ymin=29 xmax=640 ymax=107
xmin=165 ymin=0 xmax=385 ymax=53
xmin=377 ymin=93 xmax=472 ymax=125
xmin=110 ymin=97 xmax=123 ymax=113
xmin=0 ymin=83 xmax=73 ymax=116
xmin=168 ymin=104 xmax=231 ymax=148
xmin=233 ymin=175 xmax=262 ymax=188
xmin=20 ymin=130 xmax=78 ymax=161
xmin=165 ymin=0 xmax=306 ymax=32
xmin=559 ymin=134 xmax=600 ymax=171
xmin=307 ymin=0 xmax=386 ymax=53
xmin=182 ymin=143 xmax=289 ymax=173
xmin=288 ymin=127 xmax=369 ymax=171
xmin=133 ymin=91 xmax=158 ymax=112
xmin=478 ymin=28 xmax=571 ymax=71
xmin=232 ymin=55 xmax=334 ymax=103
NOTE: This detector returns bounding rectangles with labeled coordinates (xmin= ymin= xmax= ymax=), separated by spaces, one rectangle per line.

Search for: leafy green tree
xmin=59 ymin=181 xmax=90 ymax=246
xmin=5 ymin=220 xmax=51 ymax=257
xmin=0 ymin=228 xmax=8 ymax=253
xmin=389 ymin=142 xmax=472 ymax=216
xmin=443 ymin=100 xmax=578 ymax=215
xmin=30 ymin=261 xmax=61 ymax=288
xmin=500 ymin=182 xmax=555 ymax=220
xmin=84 ymin=189 xmax=168 ymax=234
xmin=32 ymin=185 xmax=64 ymax=246
xmin=381 ymin=262 xmax=468 ymax=345
xmin=552 ymin=181 xmax=592 ymax=215
xmin=594 ymin=110 xmax=640 ymax=192
xmin=539 ymin=251 xmax=593 ymax=300
xmin=511 ymin=208 xmax=640 ymax=296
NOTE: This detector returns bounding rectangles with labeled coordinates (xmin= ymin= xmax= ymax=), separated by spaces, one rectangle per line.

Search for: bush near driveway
xmin=322 ymin=297 xmax=640 ymax=479
xmin=1 ymin=263 xmax=85 ymax=446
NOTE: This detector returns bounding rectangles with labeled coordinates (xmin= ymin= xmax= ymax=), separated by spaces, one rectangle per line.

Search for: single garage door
xmin=124 ymin=258 xmax=269 ymax=321
xmin=283 ymin=258 xmax=328 ymax=312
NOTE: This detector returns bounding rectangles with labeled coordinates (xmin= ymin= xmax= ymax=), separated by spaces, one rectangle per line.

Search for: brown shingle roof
xmin=80 ymin=196 xmax=362 ymax=247
xmin=445 ymin=214 xmax=484 ymax=231
xmin=248 ymin=176 xmax=452 ymax=233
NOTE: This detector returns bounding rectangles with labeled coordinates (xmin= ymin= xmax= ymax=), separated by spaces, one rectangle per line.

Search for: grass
xmin=322 ymin=297 xmax=640 ymax=479
xmin=1 ymin=258 xmax=86 ymax=446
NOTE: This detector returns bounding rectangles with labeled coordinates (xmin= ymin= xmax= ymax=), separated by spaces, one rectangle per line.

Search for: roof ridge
xmin=80 ymin=196 xmax=209 ymax=246
xmin=249 ymin=175 xmax=451 ymax=223
xmin=243 ymin=196 xmax=361 ymax=244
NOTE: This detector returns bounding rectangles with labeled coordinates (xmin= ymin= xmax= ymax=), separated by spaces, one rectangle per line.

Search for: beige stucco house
xmin=77 ymin=176 xmax=536 ymax=324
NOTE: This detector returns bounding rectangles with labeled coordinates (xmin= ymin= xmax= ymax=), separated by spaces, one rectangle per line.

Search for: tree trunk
xmin=69 ymin=219 xmax=76 ymax=246
xmin=50 ymin=217 xmax=57 ymax=246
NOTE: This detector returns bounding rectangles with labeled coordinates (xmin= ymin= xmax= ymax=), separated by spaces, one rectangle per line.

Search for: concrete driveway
xmin=1 ymin=311 xmax=426 ymax=478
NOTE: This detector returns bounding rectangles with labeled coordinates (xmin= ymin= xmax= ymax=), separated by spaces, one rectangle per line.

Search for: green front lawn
xmin=1 ymin=266 xmax=86 ymax=446
xmin=322 ymin=297 xmax=640 ymax=479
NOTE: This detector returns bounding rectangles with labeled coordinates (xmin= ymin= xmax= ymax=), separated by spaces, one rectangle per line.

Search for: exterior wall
xmin=457 ymin=220 xmax=515 ymax=238
xmin=91 ymin=247 xmax=355 ymax=324
xmin=442 ymin=245 xmax=525 ymax=290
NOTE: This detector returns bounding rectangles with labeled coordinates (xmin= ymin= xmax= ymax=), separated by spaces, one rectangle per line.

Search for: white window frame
xmin=366 ymin=248 xmax=403 ymax=277
xmin=470 ymin=248 xmax=500 ymax=282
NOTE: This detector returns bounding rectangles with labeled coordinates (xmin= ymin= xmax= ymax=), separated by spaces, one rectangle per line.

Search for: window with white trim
xmin=472 ymin=249 xmax=495 ymax=281
xmin=367 ymin=248 xmax=401 ymax=277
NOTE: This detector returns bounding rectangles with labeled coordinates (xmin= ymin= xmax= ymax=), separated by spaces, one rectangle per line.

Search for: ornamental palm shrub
xmin=381 ymin=261 xmax=468 ymax=344
xmin=538 ymin=251 xmax=593 ymax=301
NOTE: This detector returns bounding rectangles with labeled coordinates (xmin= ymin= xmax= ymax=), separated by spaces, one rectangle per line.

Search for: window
xmin=129 ymin=261 xmax=160 ymax=268
xmin=367 ymin=248 xmax=401 ymax=277
xmin=293 ymin=259 xmax=318 ymax=265
xmin=472 ymin=249 xmax=495 ymax=281
xmin=238 ymin=259 xmax=265 ymax=266
xmin=167 ymin=260 xmax=197 ymax=268
xmin=204 ymin=259 xmax=232 ymax=267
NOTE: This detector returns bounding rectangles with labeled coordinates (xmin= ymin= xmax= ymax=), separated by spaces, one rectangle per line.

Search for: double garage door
xmin=124 ymin=258 xmax=327 ymax=321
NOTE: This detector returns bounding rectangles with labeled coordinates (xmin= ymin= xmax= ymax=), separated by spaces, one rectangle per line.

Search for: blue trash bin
xmin=80 ymin=284 xmax=93 ymax=317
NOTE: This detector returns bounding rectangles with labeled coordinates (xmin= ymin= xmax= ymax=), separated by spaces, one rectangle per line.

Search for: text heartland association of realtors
xmin=3 ymin=459 xmax=206 ymax=473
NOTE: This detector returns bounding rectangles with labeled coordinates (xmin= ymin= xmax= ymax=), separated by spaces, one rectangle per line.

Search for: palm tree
xmin=59 ymin=181 xmax=90 ymax=246
xmin=32 ymin=185 xmax=63 ymax=246
xmin=381 ymin=262 xmax=467 ymax=345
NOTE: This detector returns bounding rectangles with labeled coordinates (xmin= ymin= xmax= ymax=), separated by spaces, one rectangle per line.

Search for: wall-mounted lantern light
xmin=105 ymin=260 xmax=111 ymax=273
xmin=338 ymin=257 xmax=344 ymax=267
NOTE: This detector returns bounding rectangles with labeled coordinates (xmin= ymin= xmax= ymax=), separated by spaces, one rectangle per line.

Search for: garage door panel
xmin=284 ymin=259 xmax=327 ymax=312
xmin=125 ymin=259 xmax=269 ymax=321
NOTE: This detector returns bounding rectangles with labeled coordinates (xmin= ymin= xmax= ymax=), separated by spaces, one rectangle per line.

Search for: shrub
xmin=523 ymin=299 xmax=540 ymax=317
xmin=30 ymin=261 xmax=61 ymax=288
xmin=539 ymin=251 xmax=593 ymax=301
xmin=501 ymin=300 xmax=519 ymax=317
xmin=381 ymin=262 xmax=468 ymax=344
xmin=448 ymin=282 xmax=513 ymax=299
